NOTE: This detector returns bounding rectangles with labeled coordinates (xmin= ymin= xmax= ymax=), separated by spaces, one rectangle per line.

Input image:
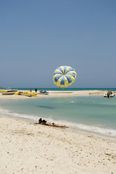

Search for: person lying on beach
xmin=36 ymin=118 xmax=68 ymax=128
xmin=50 ymin=122 xmax=68 ymax=128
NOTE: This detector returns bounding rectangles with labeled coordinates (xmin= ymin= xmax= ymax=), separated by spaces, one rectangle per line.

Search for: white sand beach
xmin=48 ymin=90 xmax=110 ymax=97
xmin=0 ymin=116 xmax=116 ymax=174
xmin=0 ymin=90 xmax=116 ymax=174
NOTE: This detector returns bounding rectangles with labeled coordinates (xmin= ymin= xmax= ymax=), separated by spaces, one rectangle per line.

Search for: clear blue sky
xmin=0 ymin=0 xmax=116 ymax=88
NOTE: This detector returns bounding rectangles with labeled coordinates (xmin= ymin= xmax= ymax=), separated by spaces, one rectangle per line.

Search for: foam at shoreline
xmin=0 ymin=107 xmax=116 ymax=137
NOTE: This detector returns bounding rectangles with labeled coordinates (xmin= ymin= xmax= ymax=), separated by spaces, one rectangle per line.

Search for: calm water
xmin=12 ymin=87 xmax=116 ymax=91
xmin=0 ymin=96 xmax=116 ymax=136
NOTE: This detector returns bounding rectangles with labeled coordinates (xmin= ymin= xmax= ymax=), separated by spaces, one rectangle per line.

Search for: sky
xmin=0 ymin=0 xmax=116 ymax=88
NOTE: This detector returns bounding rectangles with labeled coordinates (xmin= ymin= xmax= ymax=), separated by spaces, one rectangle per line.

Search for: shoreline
xmin=0 ymin=115 xmax=116 ymax=174
xmin=0 ymin=90 xmax=116 ymax=138
xmin=0 ymin=89 xmax=116 ymax=99
xmin=1 ymin=113 xmax=116 ymax=141
xmin=1 ymin=108 xmax=116 ymax=138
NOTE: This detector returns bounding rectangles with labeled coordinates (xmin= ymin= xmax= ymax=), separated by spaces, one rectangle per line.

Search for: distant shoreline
xmin=0 ymin=89 xmax=116 ymax=99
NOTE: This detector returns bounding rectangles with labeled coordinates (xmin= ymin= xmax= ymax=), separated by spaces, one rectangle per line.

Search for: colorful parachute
xmin=53 ymin=66 xmax=77 ymax=88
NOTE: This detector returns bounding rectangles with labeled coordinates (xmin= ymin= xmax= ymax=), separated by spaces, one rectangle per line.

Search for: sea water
xmin=0 ymin=96 xmax=116 ymax=137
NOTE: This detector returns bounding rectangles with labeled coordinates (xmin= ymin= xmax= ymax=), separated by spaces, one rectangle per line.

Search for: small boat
xmin=39 ymin=90 xmax=48 ymax=95
xmin=104 ymin=93 xmax=115 ymax=98
xmin=2 ymin=90 xmax=17 ymax=95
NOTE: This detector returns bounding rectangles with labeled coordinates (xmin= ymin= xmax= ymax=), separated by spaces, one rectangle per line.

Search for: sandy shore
xmin=0 ymin=116 xmax=116 ymax=174
xmin=0 ymin=90 xmax=115 ymax=99
xmin=40 ymin=90 xmax=116 ymax=97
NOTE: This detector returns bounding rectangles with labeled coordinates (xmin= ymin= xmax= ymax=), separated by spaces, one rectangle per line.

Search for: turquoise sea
xmin=0 ymin=89 xmax=116 ymax=137
xmin=12 ymin=87 xmax=116 ymax=91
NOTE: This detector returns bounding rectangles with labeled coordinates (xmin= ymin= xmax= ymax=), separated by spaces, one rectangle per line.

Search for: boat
xmin=104 ymin=93 xmax=115 ymax=98
xmin=39 ymin=90 xmax=48 ymax=95
xmin=2 ymin=90 xmax=17 ymax=95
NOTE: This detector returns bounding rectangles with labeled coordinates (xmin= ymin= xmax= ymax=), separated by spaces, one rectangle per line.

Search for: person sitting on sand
xmin=38 ymin=118 xmax=47 ymax=125
xmin=38 ymin=118 xmax=43 ymax=124
xmin=42 ymin=119 xmax=47 ymax=125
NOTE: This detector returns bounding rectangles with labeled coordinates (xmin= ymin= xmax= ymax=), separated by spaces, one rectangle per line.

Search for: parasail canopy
xmin=53 ymin=65 xmax=77 ymax=88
